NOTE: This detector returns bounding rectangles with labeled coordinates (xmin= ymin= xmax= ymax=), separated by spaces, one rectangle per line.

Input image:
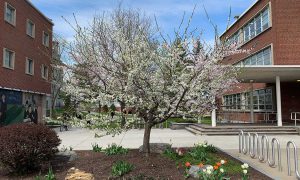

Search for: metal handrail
xmin=218 ymin=106 xmax=277 ymax=124
xmin=286 ymin=141 xmax=300 ymax=179
xmin=269 ymin=138 xmax=282 ymax=171
xmin=291 ymin=112 xmax=300 ymax=126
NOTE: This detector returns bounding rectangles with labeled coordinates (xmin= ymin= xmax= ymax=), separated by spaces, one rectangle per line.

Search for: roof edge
xmin=25 ymin=0 xmax=54 ymax=26
xmin=220 ymin=0 xmax=259 ymax=38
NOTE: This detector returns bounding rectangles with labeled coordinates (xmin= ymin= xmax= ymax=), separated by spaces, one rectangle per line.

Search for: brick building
xmin=0 ymin=0 xmax=53 ymax=125
xmin=211 ymin=0 xmax=300 ymax=127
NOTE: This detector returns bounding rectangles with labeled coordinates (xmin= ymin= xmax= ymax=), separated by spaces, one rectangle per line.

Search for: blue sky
xmin=30 ymin=0 xmax=256 ymax=42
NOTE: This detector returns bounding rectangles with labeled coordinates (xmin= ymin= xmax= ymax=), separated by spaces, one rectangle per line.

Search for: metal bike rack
xmin=269 ymin=138 xmax=282 ymax=171
xmin=258 ymin=135 xmax=270 ymax=164
xmin=239 ymin=131 xmax=282 ymax=171
xmin=239 ymin=130 xmax=248 ymax=154
xmin=286 ymin=141 xmax=300 ymax=179
xmin=249 ymin=133 xmax=259 ymax=159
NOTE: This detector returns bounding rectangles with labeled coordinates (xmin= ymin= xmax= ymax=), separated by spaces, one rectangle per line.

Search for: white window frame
xmin=4 ymin=2 xmax=16 ymax=26
xmin=26 ymin=19 xmax=35 ymax=38
xmin=25 ymin=58 xmax=34 ymax=75
xmin=41 ymin=64 xmax=48 ymax=79
xmin=42 ymin=31 xmax=50 ymax=47
xmin=3 ymin=48 xmax=15 ymax=70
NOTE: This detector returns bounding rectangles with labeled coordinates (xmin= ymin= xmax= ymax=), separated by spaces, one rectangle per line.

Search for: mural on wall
xmin=0 ymin=89 xmax=23 ymax=126
xmin=0 ymin=90 xmax=40 ymax=126
xmin=23 ymin=93 xmax=39 ymax=124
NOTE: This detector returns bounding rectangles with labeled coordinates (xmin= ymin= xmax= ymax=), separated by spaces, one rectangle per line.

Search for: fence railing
xmin=217 ymin=106 xmax=277 ymax=124
xmin=291 ymin=112 xmax=300 ymax=126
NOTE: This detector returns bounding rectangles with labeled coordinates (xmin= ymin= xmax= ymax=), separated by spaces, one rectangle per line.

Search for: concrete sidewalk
xmin=57 ymin=128 xmax=300 ymax=180
xmin=224 ymin=149 xmax=300 ymax=180
xmin=56 ymin=128 xmax=300 ymax=150
xmin=56 ymin=128 xmax=205 ymax=150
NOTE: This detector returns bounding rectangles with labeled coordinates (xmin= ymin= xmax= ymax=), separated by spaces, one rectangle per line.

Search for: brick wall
xmin=272 ymin=0 xmax=300 ymax=65
xmin=281 ymin=83 xmax=300 ymax=122
xmin=0 ymin=0 xmax=53 ymax=94
xmin=221 ymin=0 xmax=300 ymax=65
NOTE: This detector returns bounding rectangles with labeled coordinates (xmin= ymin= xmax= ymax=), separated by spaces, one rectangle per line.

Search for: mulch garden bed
xmin=0 ymin=149 xmax=272 ymax=180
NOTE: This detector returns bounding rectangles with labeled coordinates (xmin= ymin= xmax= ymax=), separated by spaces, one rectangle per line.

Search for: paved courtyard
xmin=57 ymin=128 xmax=300 ymax=180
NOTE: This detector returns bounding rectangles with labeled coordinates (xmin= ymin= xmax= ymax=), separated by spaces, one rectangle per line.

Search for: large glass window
xmin=244 ymin=88 xmax=273 ymax=111
xmin=234 ymin=46 xmax=272 ymax=66
xmin=262 ymin=9 xmax=269 ymax=30
xmin=224 ymin=94 xmax=241 ymax=110
xmin=226 ymin=6 xmax=270 ymax=45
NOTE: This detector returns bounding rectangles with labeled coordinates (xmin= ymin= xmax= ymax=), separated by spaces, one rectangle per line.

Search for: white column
xmin=250 ymin=80 xmax=254 ymax=123
xmin=276 ymin=76 xmax=282 ymax=127
xmin=211 ymin=109 xmax=216 ymax=127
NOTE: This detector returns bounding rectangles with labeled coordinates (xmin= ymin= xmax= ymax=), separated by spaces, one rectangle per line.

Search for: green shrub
xmin=92 ymin=143 xmax=102 ymax=152
xmin=45 ymin=167 xmax=56 ymax=180
xmin=34 ymin=167 xmax=56 ymax=180
xmin=104 ymin=144 xmax=128 ymax=155
xmin=111 ymin=161 xmax=134 ymax=177
xmin=206 ymin=144 xmax=217 ymax=153
xmin=0 ymin=124 xmax=61 ymax=174
xmin=163 ymin=147 xmax=178 ymax=160
xmin=189 ymin=145 xmax=209 ymax=162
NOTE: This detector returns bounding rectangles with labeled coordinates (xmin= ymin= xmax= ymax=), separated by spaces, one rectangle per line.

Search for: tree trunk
xmin=119 ymin=101 xmax=126 ymax=127
xmin=143 ymin=122 xmax=152 ymax=156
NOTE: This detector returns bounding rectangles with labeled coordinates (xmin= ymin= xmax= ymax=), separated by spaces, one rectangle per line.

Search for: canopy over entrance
xmin=211 ymin=65 xmax=300 ymax=127
xmin=237 ymin=65 xmax=300 ymax=83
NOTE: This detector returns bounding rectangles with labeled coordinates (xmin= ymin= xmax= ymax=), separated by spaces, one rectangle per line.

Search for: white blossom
xmin=220 ymin=168 xmax=224 ymax=173
xmin=63 ymin=6 xmax=243 ymax=153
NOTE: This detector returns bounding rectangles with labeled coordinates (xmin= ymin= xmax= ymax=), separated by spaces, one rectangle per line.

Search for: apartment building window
xmin=25 ymin=58 xmax=34 ymax=75
xmin=235 ymin=46 xmax=272 ymax=67
xmin=26 ymin=19 xmax=35 ymax=38
xmin=42 ymin=32 xmax=49 ymax=47
xmin=4 ymin=2 xmax=16 ymax=26
xmin=227 ymin=6 xmax=270 ymax=45
xmin=3 ymin=48 xmax=15 ymax=69
xmin=41 ymin=64 xmax=48 ymax=79
xmin=224 ymin=93 xmax=241 ymax=110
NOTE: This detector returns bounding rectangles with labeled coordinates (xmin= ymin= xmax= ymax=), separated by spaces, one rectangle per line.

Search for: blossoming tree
xmin=65 ymin=6 xmax=241 ymax=154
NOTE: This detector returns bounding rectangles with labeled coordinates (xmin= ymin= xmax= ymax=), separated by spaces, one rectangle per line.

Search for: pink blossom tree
xmin=65 ymin=6 xmax=241 ymax=155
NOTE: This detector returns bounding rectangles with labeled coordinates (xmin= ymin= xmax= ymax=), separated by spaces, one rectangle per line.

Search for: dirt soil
xmin=0 ymin=150 xmax=272 ymax=180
